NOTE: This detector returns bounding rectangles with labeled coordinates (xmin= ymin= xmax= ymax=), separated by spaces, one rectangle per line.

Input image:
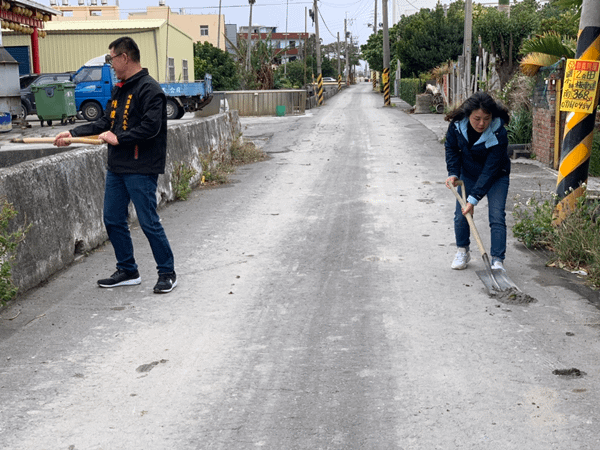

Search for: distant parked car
xmin=18 ymin=72 xmax=75 ymax=119
xmin=322 ymin=77 xmax=337 ymax=82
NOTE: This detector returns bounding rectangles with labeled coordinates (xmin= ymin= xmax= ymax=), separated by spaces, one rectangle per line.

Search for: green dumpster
xmin=32 ymin=81 xmax=77 ymax=127
xmin=276 ymin=105 xmax=286 ymax=117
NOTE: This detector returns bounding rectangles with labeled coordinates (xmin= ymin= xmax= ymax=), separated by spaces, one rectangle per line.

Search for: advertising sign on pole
xmin=560 ymin=59 xmax=600 ymax=114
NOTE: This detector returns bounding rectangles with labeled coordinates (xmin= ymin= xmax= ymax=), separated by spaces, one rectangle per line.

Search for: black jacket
xmin=445 ymin=117 xmax=511 ymax=203
xmin=71 ymin=69 xmax=168 ymax=174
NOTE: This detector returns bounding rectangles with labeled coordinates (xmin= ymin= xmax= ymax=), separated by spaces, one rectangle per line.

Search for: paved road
xmin=1 ymin=84 xmax=600 ymax=449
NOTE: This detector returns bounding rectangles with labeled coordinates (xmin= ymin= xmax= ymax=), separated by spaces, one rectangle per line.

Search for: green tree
xmin=361 ymin=30 xmax=384 ymax=74
xmin=193 ymin=42 xmax=240 ymax=91
xmin=474 ymin=0 xmax=539 ymax=85
xmin=393 ymin=3 xmax=464 ymax=77
xmin=274 ymin=60 xmax=306 ymax=88
xmin=538 ymin=0 xmax=579 ymax=37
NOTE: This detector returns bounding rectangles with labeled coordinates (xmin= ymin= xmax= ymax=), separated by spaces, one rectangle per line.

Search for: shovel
xmin=449 ymin=181 xmax=520 ymax=294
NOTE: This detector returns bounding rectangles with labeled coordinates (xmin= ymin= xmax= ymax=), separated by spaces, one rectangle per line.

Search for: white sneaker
xmin=491 ymin=259 xmax=505 ymax=271
xmin=451 ymin=248 xmax=470 ymax=270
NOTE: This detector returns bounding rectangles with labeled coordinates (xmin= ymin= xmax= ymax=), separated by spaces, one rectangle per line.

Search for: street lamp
xmin=247 ymin=0 xmax=256 ymax=73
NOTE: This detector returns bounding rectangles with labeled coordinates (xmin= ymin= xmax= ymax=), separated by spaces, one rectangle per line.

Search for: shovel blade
xmin=475 ymin=268 xmax=520 ymax=293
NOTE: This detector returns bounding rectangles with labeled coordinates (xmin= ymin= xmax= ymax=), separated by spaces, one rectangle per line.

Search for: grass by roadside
xmin=202 ymin=136 xmax=268 ymax=187
xmin=513 ymin=185 xmax=600 ymax=288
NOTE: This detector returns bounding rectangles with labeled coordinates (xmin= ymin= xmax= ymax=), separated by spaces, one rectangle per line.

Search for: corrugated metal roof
xmin=14 ymin=0 xmax=59 ymax=16
xmin=44 ymin=19 xmax=166 ymax=31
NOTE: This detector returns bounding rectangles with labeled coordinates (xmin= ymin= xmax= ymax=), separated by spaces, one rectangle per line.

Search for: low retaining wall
xmin=0 ymin=111 xmax=241 ymax=295
xmin=197 ymin=85 xmax=343 ymax=117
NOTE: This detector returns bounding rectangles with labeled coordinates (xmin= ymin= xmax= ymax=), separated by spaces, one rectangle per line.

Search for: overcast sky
xmin=104 ymin=0 xmax=447 ymax=47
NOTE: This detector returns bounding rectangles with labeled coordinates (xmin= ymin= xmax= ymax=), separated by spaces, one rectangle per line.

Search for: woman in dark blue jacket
xmin=444 ymin=91 xmax=511 ymax=271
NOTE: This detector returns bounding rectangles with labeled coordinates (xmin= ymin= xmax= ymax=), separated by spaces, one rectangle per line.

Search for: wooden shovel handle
xmin=449 ymin=180 xmax=487 ymax=258
xmin=19 ymin=137 xmax=103 ymax=145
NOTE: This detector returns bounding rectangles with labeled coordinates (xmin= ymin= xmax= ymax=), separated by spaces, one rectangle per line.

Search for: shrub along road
xmin=1 ymin=84 xmax=600 ymax=448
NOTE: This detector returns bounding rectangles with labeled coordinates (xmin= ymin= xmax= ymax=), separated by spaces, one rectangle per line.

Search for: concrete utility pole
xmin=304 ymin=7 xmax=307 ymax=87
xmin=344 ymin=17 xmax=349 ymax=86
xmin=337 ymin=32 xmax=342 ymax=90
xmin=247 ymin=0 xmax=256 ymax=74
xmin=217 ymin=0 xmax=222 ymax=50
xmin=314 ymin=0 xmax=323 ymax=105
xmin=463 ymin=0 xmax=473 ymax=99
xmin=554 ymin=0 xmax=600 ymax=223
xmin=372 ymin=0 xmax=378 ymax=91
xmin=382 ymin=0 xmax=390 ymax=105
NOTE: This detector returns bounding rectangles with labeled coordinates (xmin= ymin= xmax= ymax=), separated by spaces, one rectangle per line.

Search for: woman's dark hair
xmin=109 ymin=36 xmax=141 ymax=63
xmin=445 ymin=91 xmax=510 ymax=125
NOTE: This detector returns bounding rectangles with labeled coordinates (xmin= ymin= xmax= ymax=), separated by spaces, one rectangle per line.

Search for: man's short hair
xmin=109 ymin=36 xmax=141 ymax=63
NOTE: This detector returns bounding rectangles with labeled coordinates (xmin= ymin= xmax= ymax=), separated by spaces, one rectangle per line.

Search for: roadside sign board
xmin=560 ymin=59 xmax=600 ymax=114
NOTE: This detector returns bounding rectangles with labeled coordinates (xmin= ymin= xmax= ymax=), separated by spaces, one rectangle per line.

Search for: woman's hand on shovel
xmin=445 ymin=176 xmax=458 ymax=189
xmin=446 ymin=176 xmax=475 ymax=217
xmin=462 ymin=202 xmax=474 ymax=216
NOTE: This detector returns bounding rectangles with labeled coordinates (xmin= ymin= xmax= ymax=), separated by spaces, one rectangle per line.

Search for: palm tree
xmin=519 ymin=32 xmax=576 ymax=76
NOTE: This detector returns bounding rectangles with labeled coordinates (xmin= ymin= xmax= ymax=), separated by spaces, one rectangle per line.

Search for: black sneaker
xmin=97 ymin=269 xmax=141 ymax=288
xmin=154 ymin=271 xmax=177 ymax=294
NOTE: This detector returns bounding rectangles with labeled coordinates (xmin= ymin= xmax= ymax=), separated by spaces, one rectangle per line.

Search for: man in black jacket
xmin=55 ymin=36 xmax=177 ymax=294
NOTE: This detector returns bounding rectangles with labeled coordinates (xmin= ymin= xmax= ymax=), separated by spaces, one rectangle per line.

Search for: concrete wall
xmin=0 ymin=111 xmax=241 ymax=295
xmin=198 ymin=85 xmax=342 ymax=117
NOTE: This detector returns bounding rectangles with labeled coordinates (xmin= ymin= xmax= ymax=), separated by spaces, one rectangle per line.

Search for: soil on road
xmin=2 ymin=84 xmax=600 ymax=449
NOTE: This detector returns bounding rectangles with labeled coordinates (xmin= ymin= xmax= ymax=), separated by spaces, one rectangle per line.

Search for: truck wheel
xmin=82 ymin=102 xmax=103 ymax=122
xmin=17 ymin=103 xmax=28 ymax=119
xmin=166 ymin=99 xmax=179 ymax=120
xmin=175 ymin=105 xmax=185 ymax=119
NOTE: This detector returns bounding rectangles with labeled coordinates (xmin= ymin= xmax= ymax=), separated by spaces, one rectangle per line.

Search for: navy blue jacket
xmin=71 ymin=69 xmax=168 ymax=174
xmin=445 ymin=117 xmax=510 ymax=204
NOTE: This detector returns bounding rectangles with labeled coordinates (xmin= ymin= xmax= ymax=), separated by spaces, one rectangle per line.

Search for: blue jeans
xmin=454 ymin=175 xmax=510 ymax=261
xmin=104 ymin=170 xmax=174 ymax=274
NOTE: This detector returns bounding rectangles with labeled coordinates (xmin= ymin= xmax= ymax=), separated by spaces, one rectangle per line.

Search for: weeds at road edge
xmin=0 ymin=199 xmax=31 ymax=306
xmin=172 ymin=162 xmax=197 ymax=201
xmin=512 ymin=185 xmax=600 ymax=287
xmin=200 ymin=136 xmax=267 ymax=187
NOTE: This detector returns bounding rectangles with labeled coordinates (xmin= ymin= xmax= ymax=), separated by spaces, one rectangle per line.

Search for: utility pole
xmin=304 ymin=7 xmax=307 ymax=87
xmin=373 ymin=0 xmax=377 ymax=90
xmin=554 ymin=0 xmax=600 ymax=223
xmin=246 ymin=0 xmax=256 ymax=74
xmin=344 ymin=17 xmax=349 ymax=86
xmin=217 ymin=0 xmax=222 ymax=50
xmin=337 ymin=31 xmax=342 ymax=91
xmin=284 ymin=0 xmax=289 ymax=76
xmin=463 ymin=0 xmax=473 ymax=99
xmin=314 ymin=0 xmax=323 ymax=105
xmin=382 ymin=0 xmax=390 ymax=105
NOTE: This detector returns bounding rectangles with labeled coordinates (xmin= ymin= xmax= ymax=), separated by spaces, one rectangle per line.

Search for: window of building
xmin=63 ymin=10 xmax=73 ymax=16
xmin=200 ymin=25 xmax=209 ymax=36
xmin=182 ymin=60 xmax=189 ymax=82
xmin=90 ymin=10 xmax=101 ymax=16
xmin=289 ymin=41 xmax=296 ymax=48
xmin=167 ymin=57 xmax=175 ymax=82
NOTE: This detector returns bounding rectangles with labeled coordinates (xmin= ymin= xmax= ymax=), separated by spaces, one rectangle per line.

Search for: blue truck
xmin=72 ymin=61 xmax=213 ymax=121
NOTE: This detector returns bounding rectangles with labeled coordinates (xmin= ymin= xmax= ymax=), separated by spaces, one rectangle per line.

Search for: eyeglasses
xmin=105 ymin=53 xmax=125 ymax=65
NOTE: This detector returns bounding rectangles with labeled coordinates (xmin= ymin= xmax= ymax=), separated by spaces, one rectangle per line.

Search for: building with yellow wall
xmin=51 ymin=3 xmax=226 ymax=51
xmin=2 ymin=19 xmax=195 ymax=82
xmin=129 ymin=6 xmax=225 ymax=51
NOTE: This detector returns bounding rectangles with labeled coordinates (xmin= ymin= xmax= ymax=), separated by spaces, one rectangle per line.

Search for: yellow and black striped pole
xmin=317 ymin=73 xmax=324 ymax=106
xmin=372 ymin=70 xmax=377 ymax=90
xmin=383 ymin=68 xmax=391 ymax=106
xmin=337 ymin=74 xmax=342 ymax=91
xmin=554 ymin=0 xmax=600 ymax=223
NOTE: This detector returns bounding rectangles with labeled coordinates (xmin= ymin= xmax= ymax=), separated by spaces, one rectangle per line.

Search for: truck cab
xmin=73 ymin=62 xmax=116 ymax=121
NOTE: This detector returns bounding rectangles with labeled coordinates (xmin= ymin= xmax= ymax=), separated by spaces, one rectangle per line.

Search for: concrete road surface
xmin=2 ymin=83 xmax=600 ymax=449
